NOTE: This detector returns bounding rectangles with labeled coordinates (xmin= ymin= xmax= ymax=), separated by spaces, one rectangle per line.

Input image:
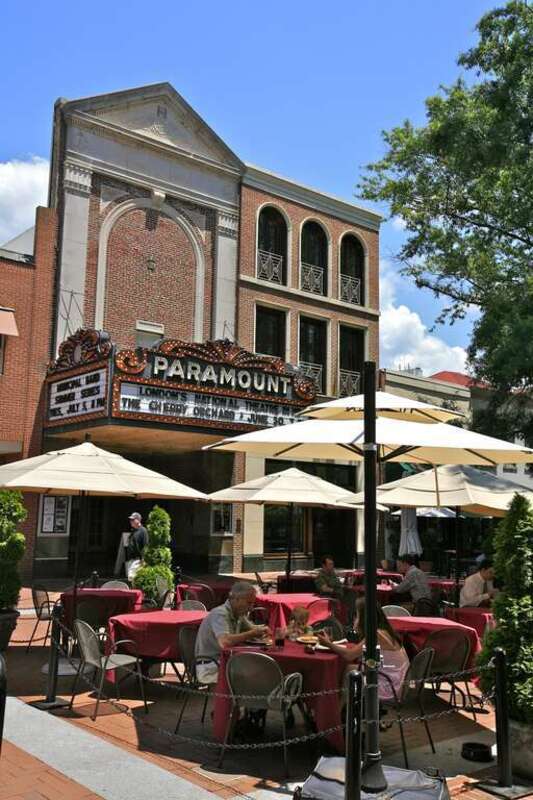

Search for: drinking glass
xmin=274 ymin=627 xmax=286 ymax=648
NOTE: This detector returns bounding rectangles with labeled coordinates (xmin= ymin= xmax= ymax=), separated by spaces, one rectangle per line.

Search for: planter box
xmin=510 ymin=718 xmax=533 ymax=780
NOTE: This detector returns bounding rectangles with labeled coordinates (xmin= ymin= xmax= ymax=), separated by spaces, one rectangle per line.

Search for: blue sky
xmin=0 ymin=0 xmax=497 ymax=374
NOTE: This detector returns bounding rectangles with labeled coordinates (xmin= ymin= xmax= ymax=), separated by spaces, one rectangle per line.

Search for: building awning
xmin=0 ymin=308 xmax=18 ymax=336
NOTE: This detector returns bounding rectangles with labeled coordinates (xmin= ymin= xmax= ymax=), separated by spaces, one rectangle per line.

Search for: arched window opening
xmin=301 ymin=221 xmax=328 ymax=296
xmin=257 ymin=207 xmax=288 ymax=285
xmin=340 ymin=235 xmax=364 ymax=305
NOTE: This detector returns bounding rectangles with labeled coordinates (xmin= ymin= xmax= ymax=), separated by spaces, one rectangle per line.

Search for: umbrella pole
xmin=454 ymin=507 xmax=461 ymax=607
xmin=361 ymin=361 xmax=387 ymax=792
xmin=72 ymin=491 xmax=89 ymax=621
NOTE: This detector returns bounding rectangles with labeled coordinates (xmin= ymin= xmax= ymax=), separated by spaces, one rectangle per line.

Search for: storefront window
xmin=264 ymin=504 xmax=305 ymax=553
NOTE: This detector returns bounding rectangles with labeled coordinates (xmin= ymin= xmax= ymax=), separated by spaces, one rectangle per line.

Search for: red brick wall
xmin=237 ymin=186 xmax=379 ymax=395
xmin=0 ymin=207 xmax=58 ymax=579
xmin=84 ymin=177 xmax=215 ymax=347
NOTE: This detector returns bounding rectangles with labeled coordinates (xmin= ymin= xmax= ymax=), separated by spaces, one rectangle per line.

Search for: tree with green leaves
xmin=360 ymin=1 xmax=533 ymax=442
xmin=478 ymin=494 xmax=533 ymax=723
xmin=0 ymin=490 xmax=27 ymax=610
xmin=132 ymin=505 xmax=174 ymax=602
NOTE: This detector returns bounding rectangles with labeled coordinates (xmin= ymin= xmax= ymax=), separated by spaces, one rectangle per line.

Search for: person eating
xmin=194 ymin=582 xmax=270 ymax=684
xmin=460 ymin=558 xmax=498 ymax=608
xmin=388 ymin=554 xmax=431 ymax=610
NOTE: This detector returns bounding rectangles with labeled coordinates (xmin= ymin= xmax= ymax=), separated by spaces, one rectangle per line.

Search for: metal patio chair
xmin=184 ymin=583 xmax=216 ymax=610
xmin=101 ymin=580 xmax=129 ymax=589
xmin=219 ymin=651 xmax=303 ymax=775
xmin=382 ymin=604 xmax=411 ymax=618
xmin=175 ymin=626 xmax=218 ymax=733
xmin=178 ymin=600 xmax=207 ymax=612
xmin=249 ymin=606 xmax=269 ymax=625
xmin=311 ymin=615 xmax=345 ymax=640
xmin=26 ymin=586 xmax=54 ymax=652
xmin=423 ymin=628 xmax=477 ymax=720
xmin=254 ymin=572 xmax=275 ymax=594
xmin=380 ymin=647 xmax=436 ymax=769
xmin=413 ymin=597 xmax=439 ymax=617
xmin=69 ymin=619 xmax=148 ymax=720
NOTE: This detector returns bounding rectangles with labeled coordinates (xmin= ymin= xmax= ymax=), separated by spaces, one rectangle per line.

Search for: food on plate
xmin=296 ymin=634 xmax=318 ymax=644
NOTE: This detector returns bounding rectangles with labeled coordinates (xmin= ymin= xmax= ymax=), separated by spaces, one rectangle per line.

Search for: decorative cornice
xmin=217 ymin=212 xmax=239 ymax=239
xmin=64 ymin=161 xmax=92 ymax=195
xmin=243 ymin=164 xmax=382 ymax=232
xmin=48 ymin=328 xmax=112 ymax=374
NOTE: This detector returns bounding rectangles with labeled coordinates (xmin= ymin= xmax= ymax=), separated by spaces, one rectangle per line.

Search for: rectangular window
xmin=0 ymin=335 xmax=5 ymax=374
xmin=502 ymin=463 xmax=518 ymax=474
xmin=299 ymin=316 xmax=327 ymax=393
xmin=339 ymin=325 xmax=365 ymax=396
xmin=255 ymin=306 xmax=286 ymax=359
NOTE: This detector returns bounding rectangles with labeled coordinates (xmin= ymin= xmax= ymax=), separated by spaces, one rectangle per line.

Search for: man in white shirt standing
xmin=460 ymin=558 xmax=498 ymax=607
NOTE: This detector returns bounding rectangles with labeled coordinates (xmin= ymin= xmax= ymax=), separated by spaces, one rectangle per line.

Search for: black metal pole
xmin=286 ymin=503 xmax=294 ymax=591
xmin=361 ymin=361 xmax=386 ymax=792
xmin=454 ymin=507 xmax=461 ymax=607
xmin=345 ymin=669 xmax=363 ymax=800
xmin=0 ymin=654 xmax=6 ymax=757
xmin=44 ymin=604 xmax=63 ymax=704
xmin=494 ymin=648 xmax=513 ymax=788
xmin=72 ymin=490 xmax=89 ymax=619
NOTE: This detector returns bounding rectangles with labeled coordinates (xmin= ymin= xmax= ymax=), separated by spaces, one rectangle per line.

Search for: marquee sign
xmin=45 ymin=330 xmax=316 ymax=433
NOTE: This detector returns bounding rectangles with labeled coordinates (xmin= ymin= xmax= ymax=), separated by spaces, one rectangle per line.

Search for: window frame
xmin=298 ymin=312 xmax=330 ymax=395
xmin=255 ymin=203 xmax=291 ymax=287
xmin=299 ymin=218 xmax=331 ymax=297
xmin=338 ymin=231 xmax=367 ymax=307
xmin=254 ymin=303 xmax=288 ymax=361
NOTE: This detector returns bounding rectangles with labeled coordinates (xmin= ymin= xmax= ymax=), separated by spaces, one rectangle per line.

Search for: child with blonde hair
xmin=287 ymin=606 xmax=312 ymax=638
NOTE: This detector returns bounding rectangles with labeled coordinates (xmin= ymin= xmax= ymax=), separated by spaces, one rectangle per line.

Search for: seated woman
xmin=316 ymin=597 xmax=409 ymax=702
xmin=287 ymin=606 xmax=312 ymax=638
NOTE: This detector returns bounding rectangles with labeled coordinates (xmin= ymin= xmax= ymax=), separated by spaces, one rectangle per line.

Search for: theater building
xmin=2 ymin=83 xmax=381 ymax=578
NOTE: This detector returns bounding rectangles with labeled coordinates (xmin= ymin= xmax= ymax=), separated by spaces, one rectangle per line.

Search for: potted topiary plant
xmin=0 ymin=490 xmax=27 ymax=651
xmin=478 ymin=493 xmax=533 ymax=779
xmin=132 ymin=505 xmax=174 ymax=603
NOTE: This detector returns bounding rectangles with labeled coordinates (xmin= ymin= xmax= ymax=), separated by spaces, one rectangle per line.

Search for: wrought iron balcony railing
xmin=300 ymin=263 xmax=325 ymax=295
xmin=339 ymin=369 xmax=361 ymax=397
xmin=339 ymin=274 xmax=361 ymax=305
xmin=256 ymin=249 xmax=283 ymax=284
xmin=299 ymin=360 xmax=324 ymax=393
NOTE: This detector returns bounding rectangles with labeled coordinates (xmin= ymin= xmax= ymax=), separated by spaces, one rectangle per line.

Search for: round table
xmin=60 ymin=587 xmax=144 ymax=630
xmin=213 ymin=641 xmax=345 ymax=752
xmin=107 ymin=609 xmax=206 ymax=661
xmin=255 ymin=593 xmax=334 ymax=630
xmin=444 ymin=606 xmax=495 ymax=639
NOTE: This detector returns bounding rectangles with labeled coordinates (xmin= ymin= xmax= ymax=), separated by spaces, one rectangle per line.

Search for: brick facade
xmin=237 ymin=185 xmax=379 ymax=393
xmin=0 ymin=207 xmax=57 ymax=579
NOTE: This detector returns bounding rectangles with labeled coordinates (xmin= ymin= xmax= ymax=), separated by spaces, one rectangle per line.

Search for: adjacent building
xmin=1 ymin=83 xmax=381 ymax=580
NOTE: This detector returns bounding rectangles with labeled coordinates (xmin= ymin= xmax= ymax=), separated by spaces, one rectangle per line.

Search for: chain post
xmin=494 ymin=648 xmax=512 ymax=788
xmin=90 ymin=571 xmax=99 ymax=588
xmin=345 ymin=670 xmax=363 ymax=800
xmin=0 ymin=653 xmax=6 ymax=757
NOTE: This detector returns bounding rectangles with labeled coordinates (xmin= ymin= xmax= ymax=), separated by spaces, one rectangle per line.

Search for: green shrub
xmin=133 ymin=505 xmax=174 ymax=602
xmin=478 ymin=494 xmax=533 ymax=723
xmin=0 ymin=490 xmax=27 ymax=610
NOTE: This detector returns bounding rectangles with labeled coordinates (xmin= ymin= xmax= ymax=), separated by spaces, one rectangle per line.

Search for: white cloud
xmin=379 ymin=259 xmax=467 ymax=375
xmin=0 ymin=157 xmax=49 ymax=245
xmin=391 ymin=216 xmax=406 ymax=231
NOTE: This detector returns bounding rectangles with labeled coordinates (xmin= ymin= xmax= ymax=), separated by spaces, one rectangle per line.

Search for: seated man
xmin=389 ymin=554 xmax=431 ymax=609
xmin=194 ymin=582 xmax=270 ymax=684
xmin=315 ymin=555 xmax=344 ymax=599
xmin=460 ymin=558 xmax=498 ymax=608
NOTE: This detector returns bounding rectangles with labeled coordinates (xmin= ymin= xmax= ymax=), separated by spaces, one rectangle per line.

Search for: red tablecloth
xmin=61 ymin=588 xmax=144 ymax=630
xmin=176 ymin=579 xmax=236 ymax=607
xmin=346 ymin=583 xmax=394 ymax=605
xmin=343 ymin=569 xmax=403 ymax=582
xmin=390 ymin=616 xmax=481 ymax=669
xmin=107 ymin=609 xmax=206 ymax=661
xmin=444 ymin=606 xmax=495 ymax=639
xmin=213 ymin=641 xmax=345 ymax=752
xmin=255 ymin=593 xmax=332 ymax=630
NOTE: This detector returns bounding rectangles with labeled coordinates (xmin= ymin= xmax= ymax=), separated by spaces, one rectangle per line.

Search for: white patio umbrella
xmin=348 ymin=464 xmax=533 ymax=517
xmin=0 ymin=440 xmax=207 ymax=597
xmin=398 ymin=508 xmax=423 ymax=556
xmin=204 ymin=415 xmax=533 ymax=466
xmin=209 ymin=467 xmax=383 ymax=582
xmin=391 ymin=506 xmax=456 ymax=518
xmin=299 ymin=390 xmax=463 ymax=423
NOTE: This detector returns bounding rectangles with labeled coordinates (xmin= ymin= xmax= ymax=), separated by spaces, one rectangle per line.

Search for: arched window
xmin=340 ymin=235 xmax=364 ymax=305
xmin=257 ymin=207 xmax=288 ymax=285
xmin=301 ymin=221 xmax=328 ymax=295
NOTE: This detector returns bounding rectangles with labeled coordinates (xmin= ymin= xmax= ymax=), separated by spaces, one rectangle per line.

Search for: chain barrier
xmin=54 ymin=636 xmax=344 ymax=750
